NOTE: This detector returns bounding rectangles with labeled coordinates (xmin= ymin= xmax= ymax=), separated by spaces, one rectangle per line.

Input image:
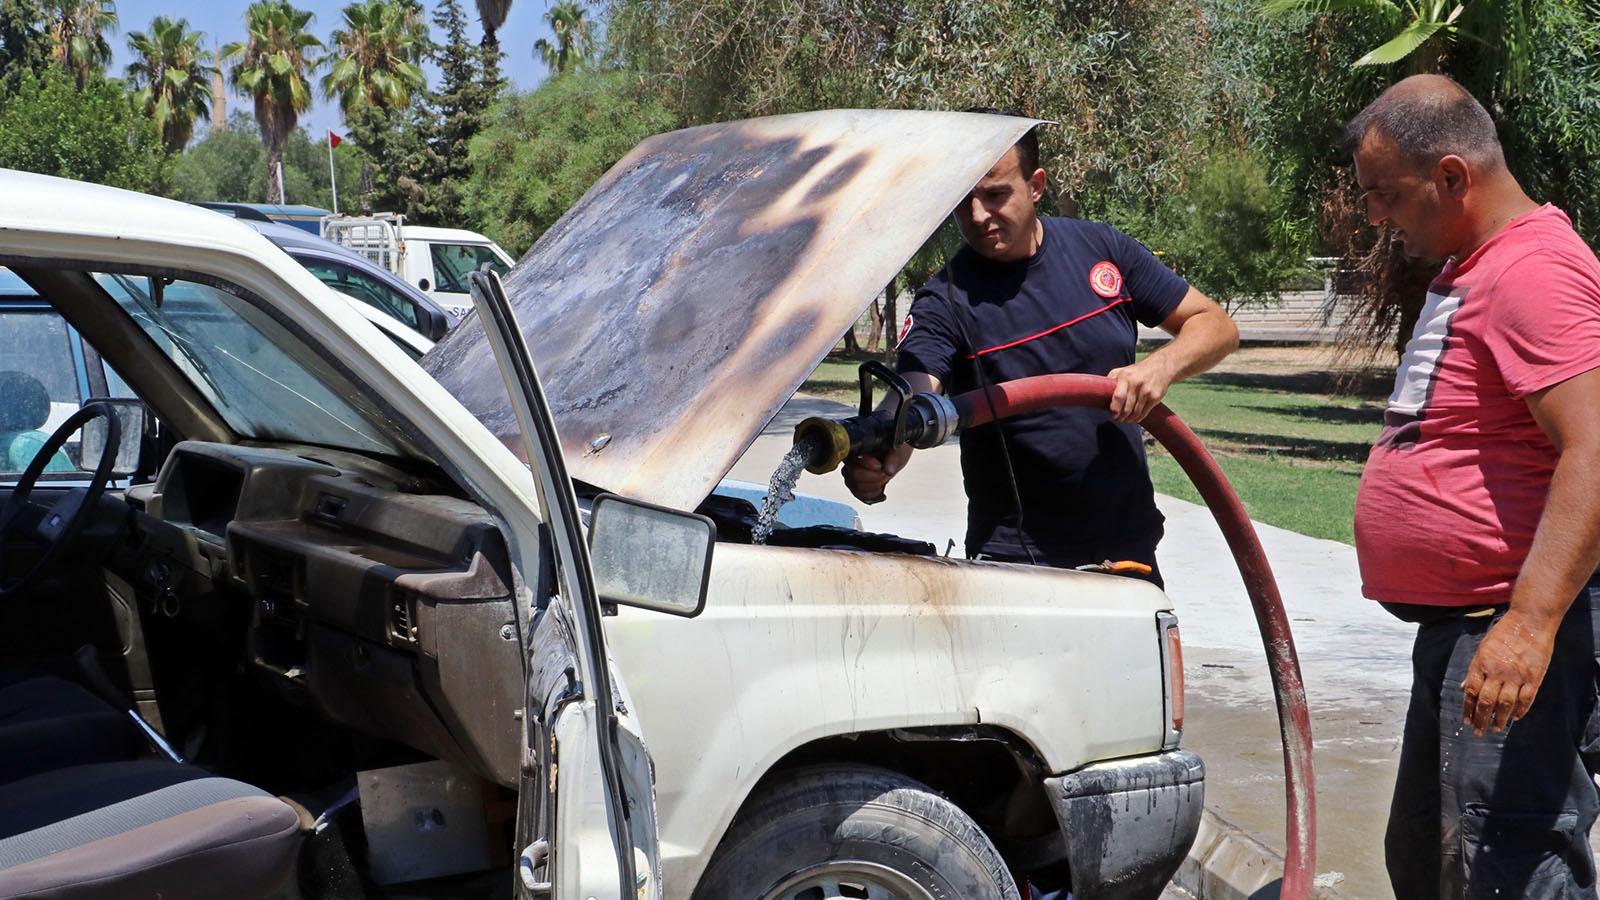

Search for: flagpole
xmin=327 ymin=131 xmax=340 ymax=215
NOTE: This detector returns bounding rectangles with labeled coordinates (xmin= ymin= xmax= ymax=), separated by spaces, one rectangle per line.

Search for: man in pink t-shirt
xmin=1350 ymin=75 xmax=1600 ymax=899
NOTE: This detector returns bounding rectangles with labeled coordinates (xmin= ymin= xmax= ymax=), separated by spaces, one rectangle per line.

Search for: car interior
xmin=0 ymin=262 xmax=531 ymax=899
xmin=0 ymin=254 xmax=928 ymax=900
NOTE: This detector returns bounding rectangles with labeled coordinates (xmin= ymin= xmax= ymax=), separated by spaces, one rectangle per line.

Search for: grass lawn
xmin=1147 ymin=363 xmax=1386 ymax=544
xmin=802 ymin=357 xmax=869 ymax=405
xmin=800 ymin=348 xmax=1391 ymax=544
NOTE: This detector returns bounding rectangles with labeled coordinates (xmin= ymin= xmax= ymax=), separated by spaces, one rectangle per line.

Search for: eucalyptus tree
xmin=223 ymin=0 xmax=322 ymax=204
xmin=532 ymin=0 xmax=592 ymax=75
xmin=44 ymin=0 xmax=114 ymax=87
xmin=125 ymin=16 xmax=218 ymax=154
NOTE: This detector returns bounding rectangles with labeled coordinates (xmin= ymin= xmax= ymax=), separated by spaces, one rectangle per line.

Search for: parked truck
xmin=321 ymin=212 xmax=516 ymax=320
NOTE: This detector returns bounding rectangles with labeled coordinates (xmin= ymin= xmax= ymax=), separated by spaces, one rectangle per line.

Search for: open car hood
xmin=422 ymin=109 xmax=1036 ymax=511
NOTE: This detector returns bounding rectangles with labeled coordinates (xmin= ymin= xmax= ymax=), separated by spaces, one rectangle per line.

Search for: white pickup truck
xmin=0 ymin=110 xmax=1200 ymax=900
xmin=322 ymin=212 xmax=516 ymax=320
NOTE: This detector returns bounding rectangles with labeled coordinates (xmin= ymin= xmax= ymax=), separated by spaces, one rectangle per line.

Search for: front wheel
xmin=691 ymin=765 xmax=1018 ymax=900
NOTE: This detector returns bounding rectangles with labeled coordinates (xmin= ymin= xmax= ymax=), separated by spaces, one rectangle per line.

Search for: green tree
xmin=172 ymin=110 xmax=265 ymax=200
xmin=393 ymin=0 xmax=492 ymax=222
xmin=322 ymin=0 xmax=427 ymax=205
xmin=1248 ymin=0 xmax=1599 ymax=354
xmin=1263 ymin=0 xmax=1532 ymax=92
xmin=462 ymin=69 xmax=678 ymax=254
xmin=321 ymin=0 xmax=426 ymax=124
xmin=125 ymin=16 xmax=217 ymax=154
xmin=1498 ymin=0 xmax=1600 ymax=239
xmin=473 ymin=0 xmax=508 ymax=45
xmin=0 ymin=0 xmax=52 ymax=91
xmin=223 ymin=0 xmax=322 ymax=204
xmin=0 ymin=64 xmax=169 ymax=190
xmin=1111 ymin=147 xmax=1313 ymax=309
xmin=174 ymin=110 xmax=361 ymax=208
xmin=532 ymin=1 xmax=592 ymax=75
xmin=43 ymin=0 xmax=114 ymax=87
xmin=607 ymin=0 xmax=1213 ymax=213
xmin=474 ymin=0 xmax=507 ymax=90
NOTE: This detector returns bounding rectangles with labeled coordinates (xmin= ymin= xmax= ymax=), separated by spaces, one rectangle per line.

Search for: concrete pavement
xmin=728 ymin=393 xmax=1415 ymax=899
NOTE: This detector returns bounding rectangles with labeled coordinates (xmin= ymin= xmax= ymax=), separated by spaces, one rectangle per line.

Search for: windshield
xmin=94 ymin=272 xmax=413 ymax=456
xmin=302 ymin=259 xmax=420 ymax=327
xmin=430 ymin=243 xmax=508 ymax=294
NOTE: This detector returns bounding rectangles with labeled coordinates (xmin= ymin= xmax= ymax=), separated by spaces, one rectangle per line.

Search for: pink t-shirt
xmin=1355 ymin=205 xmax=1600 ymax=606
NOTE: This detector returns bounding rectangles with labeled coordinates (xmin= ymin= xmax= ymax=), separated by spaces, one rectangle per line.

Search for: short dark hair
xmin=1341 ymin=76 xmax=1503 ymax=171
xmin=966 ymin=106 xmax=1040 ymax=175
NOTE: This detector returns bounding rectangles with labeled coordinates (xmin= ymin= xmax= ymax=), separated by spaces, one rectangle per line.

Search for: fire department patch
xmin=898 ymin=314 xmax=914 ymax=343
xmin=1088 ymin=261 xmax=1124 ymax=299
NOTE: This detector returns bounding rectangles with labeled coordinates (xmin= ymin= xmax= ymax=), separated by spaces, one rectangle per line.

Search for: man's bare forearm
xmin=1147 ymin=306 xmax=1239 ymax=384
xmin=1508 ymin=445 xmax=1600 ymax=624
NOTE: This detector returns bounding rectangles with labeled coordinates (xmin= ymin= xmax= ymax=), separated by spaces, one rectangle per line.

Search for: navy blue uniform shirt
xmin=896 ymin=216 xmax=1189 ymax=564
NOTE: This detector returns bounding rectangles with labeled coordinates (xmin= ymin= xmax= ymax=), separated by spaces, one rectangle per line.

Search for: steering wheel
xmin=0 ymin=403 xmax=121 ymax=599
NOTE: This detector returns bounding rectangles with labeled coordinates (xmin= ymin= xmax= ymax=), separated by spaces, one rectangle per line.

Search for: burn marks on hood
xmin=422 ymin=111 xmax=1038 ymax=511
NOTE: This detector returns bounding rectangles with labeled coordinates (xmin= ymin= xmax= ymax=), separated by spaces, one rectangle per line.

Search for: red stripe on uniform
xmin=965 ymin=296 xmax=1132 ymax=359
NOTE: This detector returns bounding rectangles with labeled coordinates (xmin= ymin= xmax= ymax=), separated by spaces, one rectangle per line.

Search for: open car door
xmin=468 ymin=270 xmax=659 ymax=899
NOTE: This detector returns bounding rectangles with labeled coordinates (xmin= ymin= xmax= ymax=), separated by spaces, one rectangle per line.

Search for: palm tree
xmin=1263 ymin=0 xmax=1531 ymax=92
xmin=125 ymin=17 xmax=218 ymax=154
xmin=475 ymin=0 xmax=509 ymax=53
xmin=321 ymin=0 xmax=427 ymax=120
xmin=532 ymin=0 xmax=592 ymax=76
xmin=224 ymin=0 xmax=322 ymax=204
xmin=44 ymin=0 xmax=116 ymax=88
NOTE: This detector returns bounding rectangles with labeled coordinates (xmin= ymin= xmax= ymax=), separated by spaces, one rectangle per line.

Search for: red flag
xmin=327 ymin=130 xmax=343 ymax=149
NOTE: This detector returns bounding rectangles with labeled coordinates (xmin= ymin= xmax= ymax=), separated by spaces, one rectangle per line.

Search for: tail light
xmin=1157 ymin=611 xmax=1184 ymax=749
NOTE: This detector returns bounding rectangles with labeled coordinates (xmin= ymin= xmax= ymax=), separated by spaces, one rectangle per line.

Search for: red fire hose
xmin=951 ymin=373 xmax=1316 ymax=899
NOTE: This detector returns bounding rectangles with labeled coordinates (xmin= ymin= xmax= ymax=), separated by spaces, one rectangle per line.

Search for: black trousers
xmin=1386 ymin=581 xmax=1600 ymax=899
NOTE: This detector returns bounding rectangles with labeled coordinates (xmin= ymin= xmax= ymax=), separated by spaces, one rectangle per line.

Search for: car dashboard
xmin=122 ymin=440 xmax=526 ymax=786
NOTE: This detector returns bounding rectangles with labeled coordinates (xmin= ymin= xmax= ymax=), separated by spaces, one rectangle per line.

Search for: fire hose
xmin=795 ymin=369 xmax=1316 ymax=898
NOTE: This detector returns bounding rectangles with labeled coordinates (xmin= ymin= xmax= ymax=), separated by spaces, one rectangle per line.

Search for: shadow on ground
xmin=1239 ymin=404 xmax=1383 ymax=426
xmin=1194 ymin=370 xmax=1392 ymax=399
xmin=1191 ymin=428 xmax=1374 ymax=464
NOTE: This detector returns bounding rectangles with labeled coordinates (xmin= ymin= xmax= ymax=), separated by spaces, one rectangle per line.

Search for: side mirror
xmin=79 ymin=398 xmax=145 ymax=477
xmin=418 ymin=277 xmax=431 ymax=292
xmin=420 ymin=308 xmax=449 ymax=341
xmin=587 ymin=494 xmax=713 ymax=618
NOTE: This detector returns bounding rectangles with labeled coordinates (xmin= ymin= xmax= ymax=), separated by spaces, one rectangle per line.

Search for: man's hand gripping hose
xmin=796 ymin=371 xmax=1317 ymax=898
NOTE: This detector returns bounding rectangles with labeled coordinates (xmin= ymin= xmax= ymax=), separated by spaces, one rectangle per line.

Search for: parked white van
xmin=322 ymin=213 xmax=516 ymax=319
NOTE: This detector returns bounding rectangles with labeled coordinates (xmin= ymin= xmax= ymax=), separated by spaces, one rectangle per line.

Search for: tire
xmin=691 ymin=764 xmax=1018 ymax=900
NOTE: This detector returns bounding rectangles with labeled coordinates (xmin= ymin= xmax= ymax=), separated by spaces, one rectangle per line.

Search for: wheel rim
xmin=760 ymin=860 xmax=938 ymax=900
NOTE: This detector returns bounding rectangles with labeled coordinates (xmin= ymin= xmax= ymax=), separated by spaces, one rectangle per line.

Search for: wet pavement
xmin=729 ymin=393 xmax=1414 ymax=899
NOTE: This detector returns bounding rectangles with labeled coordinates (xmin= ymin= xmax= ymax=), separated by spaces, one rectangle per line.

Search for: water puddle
xmin=753 ymin=439 xmax=818 ymax=545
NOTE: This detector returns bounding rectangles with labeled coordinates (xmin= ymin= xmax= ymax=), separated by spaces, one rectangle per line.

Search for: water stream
xmin=752 ymin=438 xmax=819 ymax=545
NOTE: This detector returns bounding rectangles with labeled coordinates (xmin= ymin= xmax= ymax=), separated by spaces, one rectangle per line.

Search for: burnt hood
xmin=421 ymin=109 xmax=1036 ymax=511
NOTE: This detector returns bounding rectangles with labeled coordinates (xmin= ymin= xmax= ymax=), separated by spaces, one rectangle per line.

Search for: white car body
xmin=0 ymin=170 xmax=650 ymax=899
xmin=2 ymin=110 xmax=1202 ymax=900
xmin=421 ymin=110 xmax=1202 ymax=899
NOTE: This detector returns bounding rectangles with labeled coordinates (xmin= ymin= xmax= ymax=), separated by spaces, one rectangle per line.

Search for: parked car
xmin=0 ymin=268 xmax=139 ymax=478
xmin=2 ymin=171 xmax=659 ymax=899
xmin=191 ymin=200 xmax=332 ymax=235
xmin=0 ymin=110 xmax=1199 ymax=900
xmin=232 ymin=216 xmax=455 ymax=340
xmin=322 ymin=213 xmax=515 ymax=318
